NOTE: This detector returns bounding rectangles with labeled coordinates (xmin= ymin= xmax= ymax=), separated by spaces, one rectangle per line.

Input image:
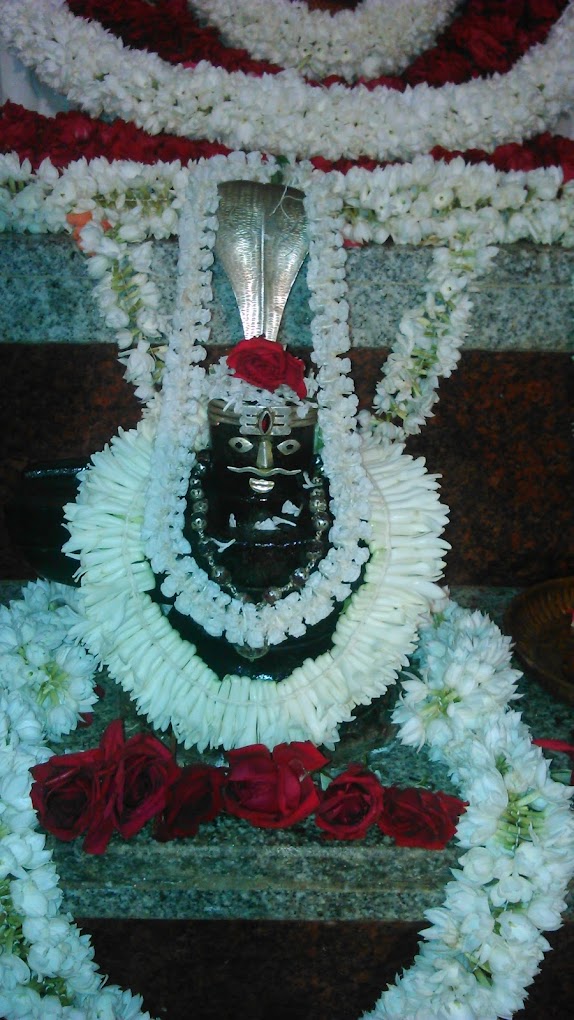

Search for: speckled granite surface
xmin=1 ymin=235 xmax=573 ymax=351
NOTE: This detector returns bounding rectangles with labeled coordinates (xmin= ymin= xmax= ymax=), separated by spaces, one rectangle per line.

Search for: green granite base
xmin=2 ymin=582 xmax=573 ymax=922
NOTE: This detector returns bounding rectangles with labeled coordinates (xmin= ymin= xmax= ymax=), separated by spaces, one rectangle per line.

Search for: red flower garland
xmin=65 ymin=0 xmax=568 ymax=88
xmin=67 ymin=0 xmax=282 ymax=76
xmin=222 ymin=741 xmax=328 ymax=828
xmin=3 ymin=101 xmax=573 ymax=180
xmin=315 ymin=763 xmax=384 ymax=840
xmin=378 ymin=786 xmax=465 ymax=850
xmin=0 ymin=101 xmax=231 ymax=171
xmin=2 ymin=1 xmax=572 ymax=174
xmin=30 ymin=719 xmax=180 ymax=853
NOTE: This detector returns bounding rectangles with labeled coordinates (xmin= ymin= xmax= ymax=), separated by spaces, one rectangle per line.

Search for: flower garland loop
xmin=0 ymin=581 xmax=155 ymax=1019
xmin=189 ymin=0 xmax=462 ymax=82
xmin=142 ymin=156 xmax=376 ymax=650
xmin=63 ymin=418 xmax=449 ymax=751
xmin=3 ymin=150 xmax=572 ymax=431
xmin=1 ymin=0 xmax=574 ymax=162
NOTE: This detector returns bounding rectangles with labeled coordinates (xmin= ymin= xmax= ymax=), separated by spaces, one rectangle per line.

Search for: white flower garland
xmin=0 ymin=581 xmax=98 ymax=743
xmin=63 ymin=419 xmax=449 ymax=750
xmin=143 ymin=155 xmax=374 ymax=649
xmin=2 ymin=584 xmax=573 ymax=1018
xmin=190 ymin=0 xmax=461 ymax=82
xmin=0 ymin=581 xmax=153 ymax=1019
xmin=366 ymin=601 xmax=574 ymax=1020
xmin=3 ymin=152 xmax=572 ymax=434
xmin=1 ymin=0 xmax=574 ymax=162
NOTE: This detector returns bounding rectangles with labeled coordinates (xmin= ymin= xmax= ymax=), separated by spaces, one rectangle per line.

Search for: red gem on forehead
xmin=259 ymin=410 xmax=272 ymax=434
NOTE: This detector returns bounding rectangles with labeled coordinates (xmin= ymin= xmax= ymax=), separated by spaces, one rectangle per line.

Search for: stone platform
xmin=2 ymin=581 xmax=573 ymax=923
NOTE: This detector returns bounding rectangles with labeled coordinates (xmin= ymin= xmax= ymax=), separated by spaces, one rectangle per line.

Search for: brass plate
xmin=504 ymin=578 xmax=574 ymax=704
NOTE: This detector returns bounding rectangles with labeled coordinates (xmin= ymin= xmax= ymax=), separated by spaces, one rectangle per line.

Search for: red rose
xmin=223 ymin=742 xmax=328 ymax=829
xmin=315 ymin=765 xmax=383 ymax=840
xmin=378 ymin=787 xmax=466 ymax=850
xmin=491 ymin=141 xmax=542 ymax=174
xmin=227 ymin=337 xmax=307 ymax=399
xmin=29 ymin=720 xmax=125 ymax=852
xmin=110 ymin=729 xmax=180 ymax=839
xmin=527 ymin=0 xmax=565 ymax=18
xmin=31 ymin=720 xmax=180 ymax=853
xmin=30 ymin=746 xmax=111 ymax=848
xmin=154 ymin=763 xmax=227 ymax=840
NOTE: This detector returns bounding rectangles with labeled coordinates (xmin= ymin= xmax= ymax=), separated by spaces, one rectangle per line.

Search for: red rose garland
xmin=154 ymin=762 xmax=227 ymax=840
xmin=66 ymin=0 xmax=282 ymax=76
xmin=315 ymin=764 xmax=384 ymax=840
xmin=30 ymin=723 xmax=468 ymax=852
xmin=222 ymin=741 xmax=328 ymax=828
xmin=2 ymin=102 xmax=574 ymax=179
xmin=3 ymin=102 xmax=574 ymax=179
xmin=30 ymin=719 xmax=180 ymax=853
xmin=0 ymin=101 xmax=231 ymax=171
xmin=30 ymin=744 xmax=111 ymax=851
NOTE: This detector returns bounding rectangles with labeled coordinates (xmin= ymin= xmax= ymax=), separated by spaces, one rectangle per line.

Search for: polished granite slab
xmin=1 ymin=235 xmax=573 ymax=352
xmin=75 ymin=917 xmax=574 ymax=1020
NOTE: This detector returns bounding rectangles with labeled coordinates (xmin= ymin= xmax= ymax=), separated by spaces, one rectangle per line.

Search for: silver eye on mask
xmin=277 ymin=439 xmax=301 ymax=456
xmin=229 ymin=436 xmax=254 ymax=454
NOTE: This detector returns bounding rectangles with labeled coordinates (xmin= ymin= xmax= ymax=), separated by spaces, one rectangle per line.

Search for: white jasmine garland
xmin=143 ymin=155 xmax=374 ymax=649
xmin=361 ymin=241 xmax=499 ymax=442
xmin=190 ymin=0 xmax=461 ymax=82
xmin=363 ymin=600 xmax=574 ymax=1020
xmin=0 ymin=580 xmax=98 ymax=743
xmin=2 ymin=152 xmax=573 ymax=428
xmin=63 ymin=419 xmax=449 ymax=749
xmin=0 ymin=584 xmax=153 ymax=1020
xmin=2 ymin=0 xmax=574 ymax=162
